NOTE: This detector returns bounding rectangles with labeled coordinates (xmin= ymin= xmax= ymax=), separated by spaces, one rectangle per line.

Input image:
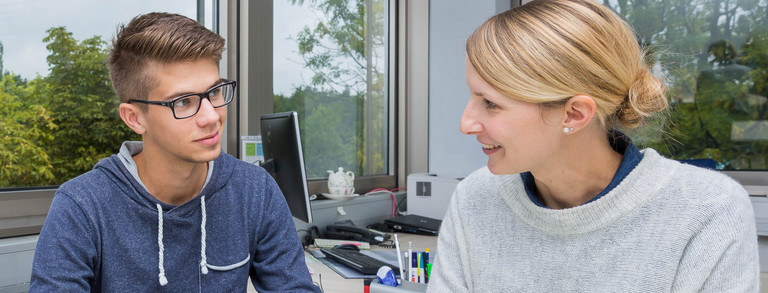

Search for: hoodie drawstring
xmin=157 ymin=204 xmax=168 ymax=286
xmin=200 ymin=196 xmax=209 ymax=275
xmin=156 ymin=195 xmax=249 ymax=287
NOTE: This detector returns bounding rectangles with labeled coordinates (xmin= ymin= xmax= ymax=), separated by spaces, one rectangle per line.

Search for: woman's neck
xmin=532 ymin=131 xmax=623 ymax=209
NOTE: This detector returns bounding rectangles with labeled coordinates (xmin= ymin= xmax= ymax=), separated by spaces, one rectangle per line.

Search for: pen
xmin=404 ymin=252 xmax=410 ymax=282
xmin=411 ymin=251 xmax=417 ymax=283
xmin=408 ymin=242 xmax=413 ymax=282
xmin=394 ymin=234 xmax=404 ymax=281
xmin=423 ymin=248 xmax=430 ymax=282
xmin=417 ymin=252 xmax=423 ymax=283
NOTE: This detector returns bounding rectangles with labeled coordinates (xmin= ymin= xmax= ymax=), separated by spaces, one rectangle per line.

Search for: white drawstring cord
xmin=157 ymin=204 xmax=168 ymax=286
xmin=200 ymin=196 xmax=209 ymax=274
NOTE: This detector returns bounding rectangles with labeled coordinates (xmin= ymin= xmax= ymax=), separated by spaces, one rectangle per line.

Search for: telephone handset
xmin=323 ymin=225 xmax=390 ymax=244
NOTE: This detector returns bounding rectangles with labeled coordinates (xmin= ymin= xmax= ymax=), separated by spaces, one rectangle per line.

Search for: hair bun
xmin=616 ymin=68 xmax=668 ymax=129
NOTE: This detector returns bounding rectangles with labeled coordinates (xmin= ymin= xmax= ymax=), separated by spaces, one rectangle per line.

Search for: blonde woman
xmin=427 ymin=0 xmax=759 ymax=292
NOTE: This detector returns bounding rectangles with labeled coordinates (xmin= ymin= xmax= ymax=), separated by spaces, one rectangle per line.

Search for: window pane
xmin=0 ymin=1 xmax=196 ymax=188
xmin=273 ymin=0 xmax=389 ymax=179
xmin=618 ymin=0 xmax=768 ymax=170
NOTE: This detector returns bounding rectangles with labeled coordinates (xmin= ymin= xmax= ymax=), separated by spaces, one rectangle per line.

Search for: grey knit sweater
xmin=427 ymin=149 xmax=759 ymax=292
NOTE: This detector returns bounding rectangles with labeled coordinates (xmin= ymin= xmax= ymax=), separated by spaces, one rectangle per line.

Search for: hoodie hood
xmin=91 ymin=141 xmax=242 ymax=286
xmin=93 ymin=141 xmax=232 ymax=215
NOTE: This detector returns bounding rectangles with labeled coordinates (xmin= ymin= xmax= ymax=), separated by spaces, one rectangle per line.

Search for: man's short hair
xmin=108 ymin=12 xmax=225 ymax=103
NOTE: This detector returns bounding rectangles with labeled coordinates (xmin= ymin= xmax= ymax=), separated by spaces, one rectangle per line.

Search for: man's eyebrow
xmin=162 ymin=78 xmax=225 ymax=100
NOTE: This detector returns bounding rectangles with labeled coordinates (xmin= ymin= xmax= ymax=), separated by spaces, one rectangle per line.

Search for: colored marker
xmin=423 ymin=248 xmax=430 ymax=282
xmin=411 ymin=251 xmax=417 ymax=282
xmin=417 ymin=252 xmax=423 ymax=283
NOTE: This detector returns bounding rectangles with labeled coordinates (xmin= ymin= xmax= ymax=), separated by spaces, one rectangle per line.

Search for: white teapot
xmin=327 ymin=167 xmax=355 ymax=195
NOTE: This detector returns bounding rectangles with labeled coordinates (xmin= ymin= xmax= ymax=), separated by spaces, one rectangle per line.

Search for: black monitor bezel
xmin=260 ymin=111 xmax=313 ymax=223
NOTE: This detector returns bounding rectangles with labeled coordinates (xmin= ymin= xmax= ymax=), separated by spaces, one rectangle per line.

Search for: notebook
xmin=384 ymin=214 xmax=442 ymax=236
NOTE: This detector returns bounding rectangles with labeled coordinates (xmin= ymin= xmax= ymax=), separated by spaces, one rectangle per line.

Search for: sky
xmin=0 ymin=0 xmax=314 ymax=96
xmin=273 ymin=1 xmax=319 ymax=96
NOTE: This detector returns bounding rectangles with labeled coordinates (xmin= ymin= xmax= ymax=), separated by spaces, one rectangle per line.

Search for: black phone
xmin=323 ymin=225 xmax=390 ymax=244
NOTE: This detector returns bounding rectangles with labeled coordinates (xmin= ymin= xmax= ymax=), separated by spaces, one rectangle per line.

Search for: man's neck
xmin=133 ymin=150 xmax=209 ymax=206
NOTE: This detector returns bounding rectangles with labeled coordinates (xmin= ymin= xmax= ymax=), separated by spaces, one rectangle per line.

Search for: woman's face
xmin=460 ymin=58 xmax=564 ymax=175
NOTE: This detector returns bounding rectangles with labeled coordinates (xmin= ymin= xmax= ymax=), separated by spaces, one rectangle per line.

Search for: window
xmin=611 ymin=0 xmax=768 ymax=171
xmin=0 ymin=1 xmax=219 ymax=238
xmin=237 ymin=0 xmax=399 ymax=194
xmin=269 ymin=0 xmax=395 ymax=187
xmin=0 ymin=1 xmax=204 ymax=189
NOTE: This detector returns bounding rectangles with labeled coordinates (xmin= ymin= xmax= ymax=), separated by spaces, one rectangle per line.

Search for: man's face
xmin=140 ymin=59 xmax=226 ymax=164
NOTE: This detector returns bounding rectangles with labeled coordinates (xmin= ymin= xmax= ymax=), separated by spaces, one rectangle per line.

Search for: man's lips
xmin=195 ymin=131 xmax=220 ymax=146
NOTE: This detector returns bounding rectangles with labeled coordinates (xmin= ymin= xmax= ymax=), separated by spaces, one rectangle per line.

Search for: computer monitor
xmin=260 ymin=111 xmax=313 ymax=223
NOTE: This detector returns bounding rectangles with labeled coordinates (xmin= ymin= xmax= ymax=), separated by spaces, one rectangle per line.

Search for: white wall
xmin=428 ymin=0 xmax=510 ymax=178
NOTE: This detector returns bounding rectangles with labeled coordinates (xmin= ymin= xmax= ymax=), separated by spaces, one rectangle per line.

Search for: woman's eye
xmin=484 ymin=99 xmax=497 ymax=109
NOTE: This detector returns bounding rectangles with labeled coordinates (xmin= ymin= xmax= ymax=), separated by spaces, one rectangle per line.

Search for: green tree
xmin=0 ymin=75 xmax=57 ymax=186
xmin=610 ymin=0 xmax=768 ymax=169
xmin=282 ymin=0 xmax=388 ymax=177
xmin=275 ymin=86 xmax=361 ymax=178
xmin=34 ymin=27 xmax=139 ymax=183
xmin=0 ymin=41 xmax=4 ymax=75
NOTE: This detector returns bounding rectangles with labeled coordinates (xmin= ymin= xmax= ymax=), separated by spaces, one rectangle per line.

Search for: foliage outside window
xmin=616 ymin=0 xmax=768 ymax=170
xmin=1 ymin=29 xmax=139 ymax=187
xmin=274 ymin=0 xmax=389 ymax=179
xmin=1 ymin=2 xmax=196 ymax=188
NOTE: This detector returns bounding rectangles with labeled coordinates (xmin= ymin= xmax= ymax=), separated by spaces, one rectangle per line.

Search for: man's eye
xmin=174 ymin=97 xmax=193 ymax=107
xmin=210 ymin=88 xmax=221 ymax=97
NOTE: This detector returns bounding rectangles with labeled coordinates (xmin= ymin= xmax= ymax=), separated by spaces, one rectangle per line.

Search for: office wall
xmin=428 ymin=0 xmax=510 ymax=178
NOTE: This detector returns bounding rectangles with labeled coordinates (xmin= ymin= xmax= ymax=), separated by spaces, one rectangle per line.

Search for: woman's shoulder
xmin=641 ymin=148 xmax=749 ymax=207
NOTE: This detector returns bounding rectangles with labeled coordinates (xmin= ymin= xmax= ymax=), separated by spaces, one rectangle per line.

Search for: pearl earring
xmin=563 ymin=127 xmax=574 ymax=133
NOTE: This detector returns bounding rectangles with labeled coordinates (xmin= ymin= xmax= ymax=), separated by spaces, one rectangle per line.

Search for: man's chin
xmin=192 ymin=147 xmax=222 ymax=163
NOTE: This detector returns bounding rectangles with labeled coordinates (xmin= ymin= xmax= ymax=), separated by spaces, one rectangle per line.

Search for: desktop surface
xmin=247 ymin=233 xmax=436 ymax=293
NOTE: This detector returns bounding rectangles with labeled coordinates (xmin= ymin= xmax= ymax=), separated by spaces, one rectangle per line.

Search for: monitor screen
xmin=260 ymin=111 xmax=313 ymax=223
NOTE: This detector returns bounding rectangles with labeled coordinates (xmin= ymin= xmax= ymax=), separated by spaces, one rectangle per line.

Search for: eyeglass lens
xmin=173 ymin=83 xmax=235 ymax=118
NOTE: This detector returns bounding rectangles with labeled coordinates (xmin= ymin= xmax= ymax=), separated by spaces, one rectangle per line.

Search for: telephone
xmin=323 ymin=225 xmax=390 ymax=244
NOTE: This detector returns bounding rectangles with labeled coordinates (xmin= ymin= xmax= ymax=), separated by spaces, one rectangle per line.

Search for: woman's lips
xmin=482 ymin=144 xmax=501 ymax=155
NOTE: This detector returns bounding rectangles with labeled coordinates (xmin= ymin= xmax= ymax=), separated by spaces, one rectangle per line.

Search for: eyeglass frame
xmin=128 ymin=79 xmax=237 ymax=119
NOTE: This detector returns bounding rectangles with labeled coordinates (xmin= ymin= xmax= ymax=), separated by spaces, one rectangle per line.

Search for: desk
xmin=246 ymin=234 xmax=436 ymax=293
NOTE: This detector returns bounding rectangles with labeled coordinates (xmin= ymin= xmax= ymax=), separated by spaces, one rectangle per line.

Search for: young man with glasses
xmin=30 ymin=13 xmax=320 ymax=292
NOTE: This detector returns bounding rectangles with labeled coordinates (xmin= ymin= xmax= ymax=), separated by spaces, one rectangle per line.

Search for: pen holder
xmin=369 ymin=281 xmax=428 ymax=293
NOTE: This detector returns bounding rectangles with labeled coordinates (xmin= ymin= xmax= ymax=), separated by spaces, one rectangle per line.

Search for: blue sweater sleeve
xmin=29 ymin=190 xmax=98 ymax=292
xmin=249 ymin=174 xmax=320 ymax=292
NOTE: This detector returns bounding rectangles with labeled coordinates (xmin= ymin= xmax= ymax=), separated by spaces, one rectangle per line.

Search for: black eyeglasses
xmin=129 ymin=80 xmax=237 ymax=119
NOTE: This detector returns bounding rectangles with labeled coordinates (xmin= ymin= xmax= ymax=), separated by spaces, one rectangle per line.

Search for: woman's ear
xmin=562 ymin=95 xmax=597 ymax=133
xmin=119 ymin=103 xmax=147 ymax=135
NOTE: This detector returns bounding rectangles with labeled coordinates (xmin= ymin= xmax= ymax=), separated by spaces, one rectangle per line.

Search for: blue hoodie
xmin=30 ymin=143 xmax=320 ymax=292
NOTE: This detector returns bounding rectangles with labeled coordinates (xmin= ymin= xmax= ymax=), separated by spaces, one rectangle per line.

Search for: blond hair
xmin=466 ymin=0 xmax=667 ymax=129
xmin=108 ymin=12 xmax=225 ymax=103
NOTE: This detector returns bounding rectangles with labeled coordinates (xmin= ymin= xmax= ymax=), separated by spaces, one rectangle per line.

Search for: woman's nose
xmin=460 ymin=103 xmax=483 ymax=135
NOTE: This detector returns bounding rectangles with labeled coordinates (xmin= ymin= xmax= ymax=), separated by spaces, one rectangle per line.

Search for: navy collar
xmin=521 ymin=130 xmax=642 ymax=208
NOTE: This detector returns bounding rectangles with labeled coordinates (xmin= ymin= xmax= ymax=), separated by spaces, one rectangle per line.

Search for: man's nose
xmin=195 ymin=98 xmax=220 ymax=126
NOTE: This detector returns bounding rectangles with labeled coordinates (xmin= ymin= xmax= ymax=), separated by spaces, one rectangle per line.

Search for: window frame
xmin=0 ymin=0 xmax=224 ymax=239
xmin=234 ymin=0 xmax=410 ymax=195
xmin=1 ymin=0 xmax=428 ymax=238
